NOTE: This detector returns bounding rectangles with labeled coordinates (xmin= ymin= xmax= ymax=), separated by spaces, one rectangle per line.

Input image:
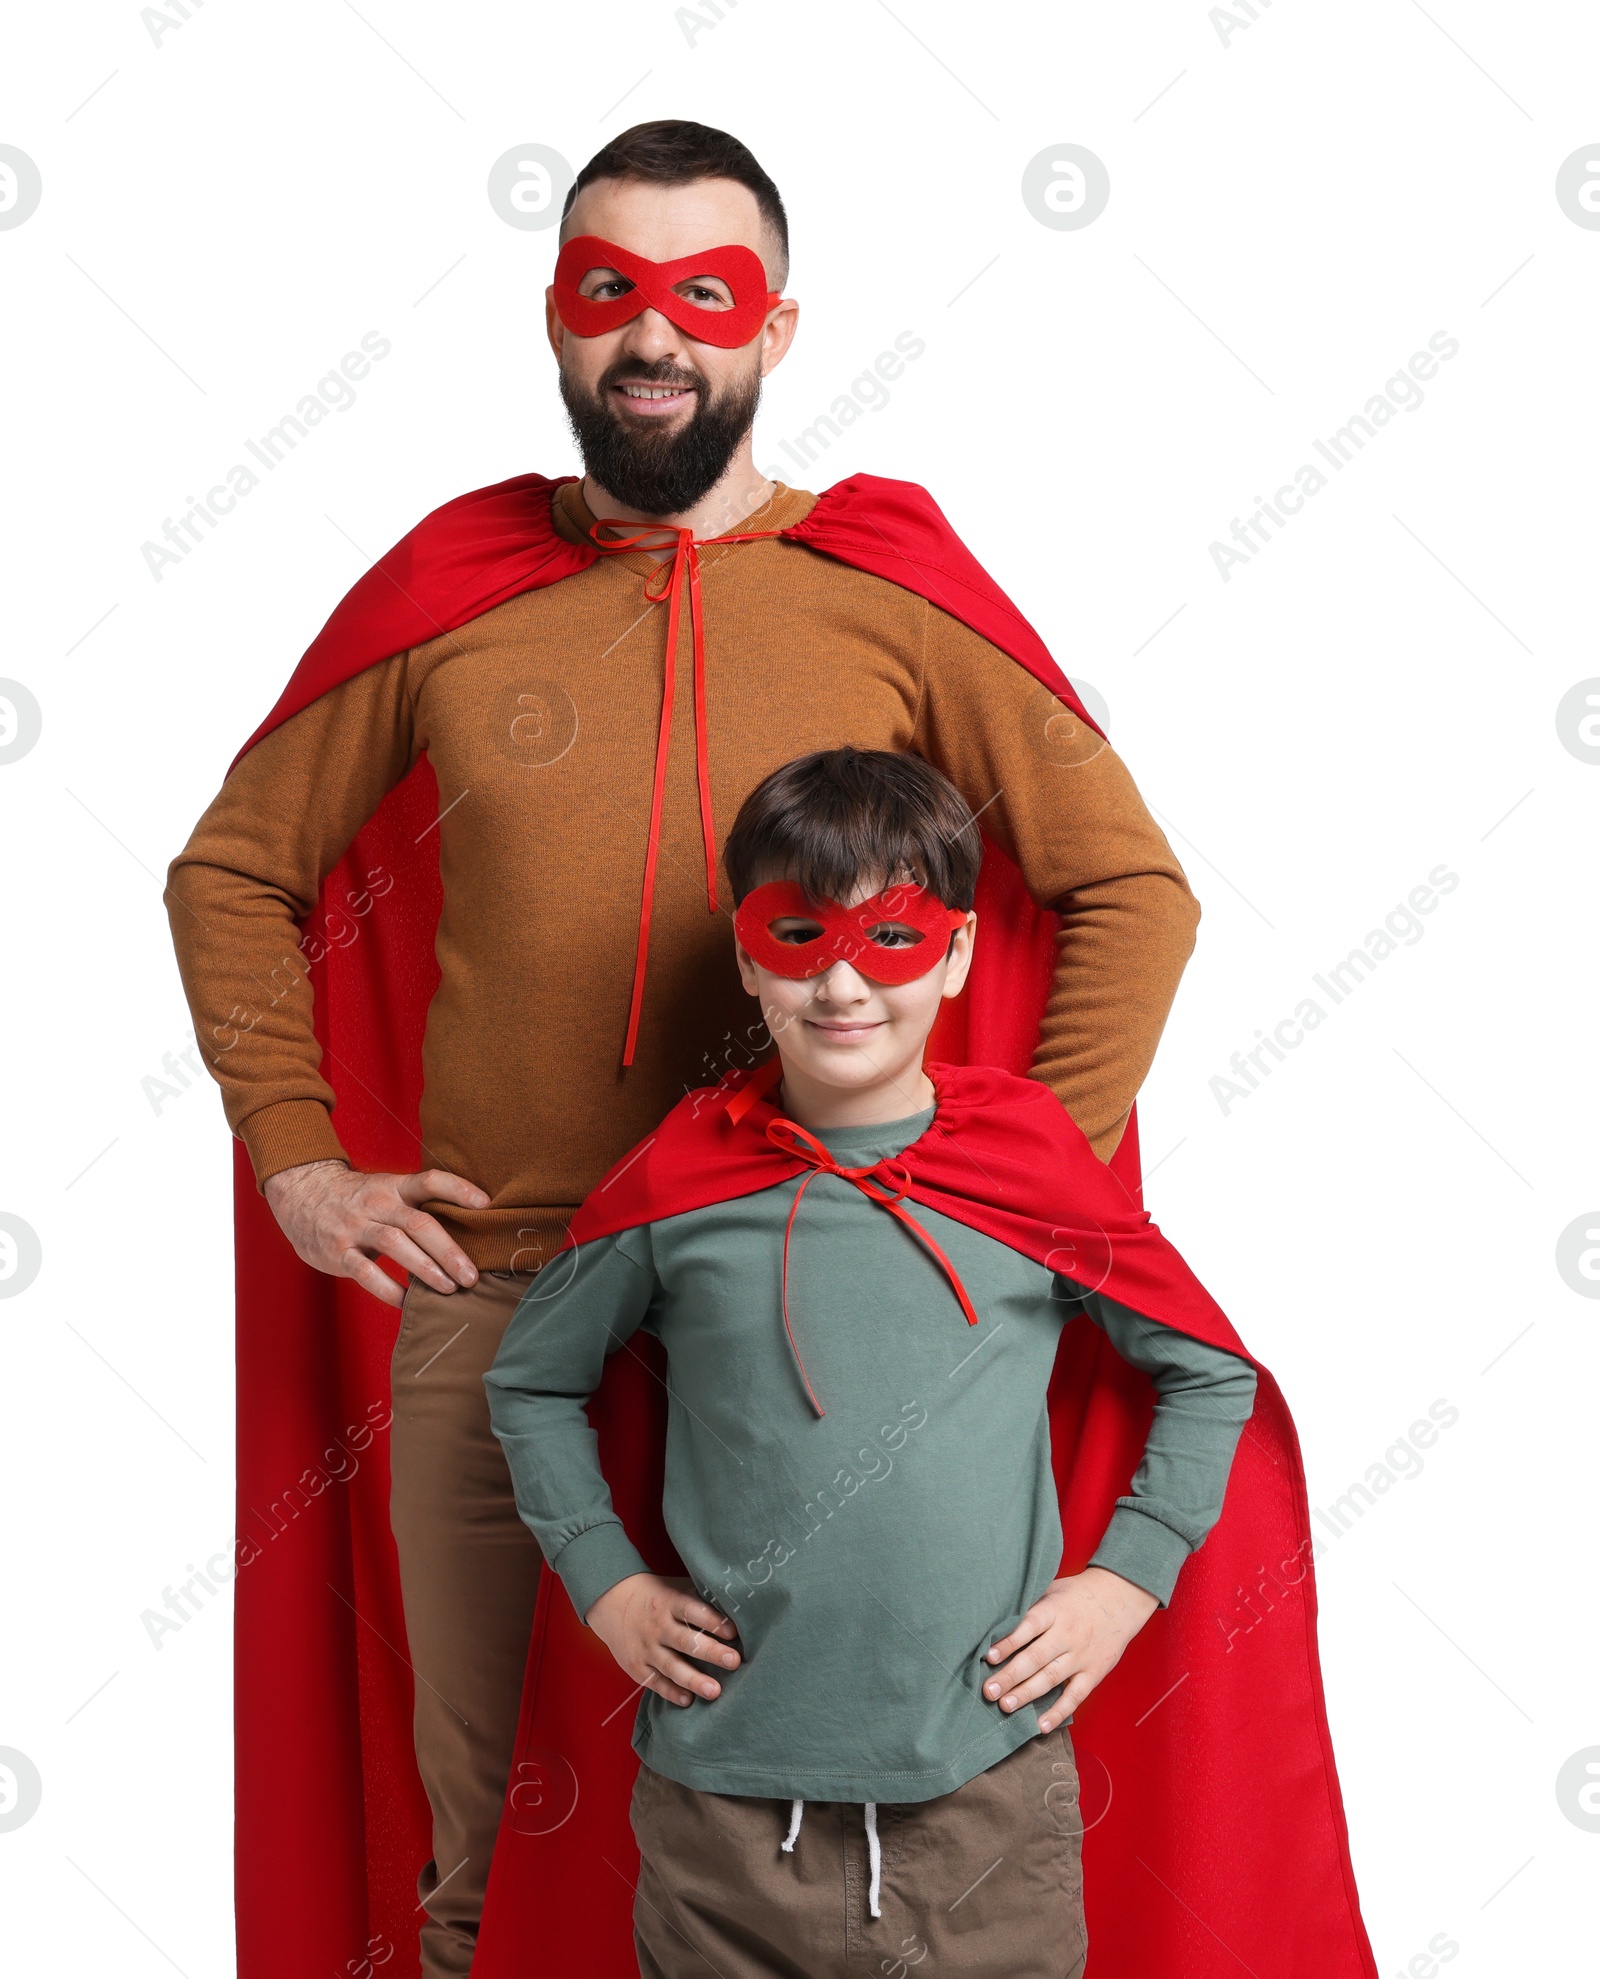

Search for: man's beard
xmin=560 ymin=356 xmax=762 ymax=518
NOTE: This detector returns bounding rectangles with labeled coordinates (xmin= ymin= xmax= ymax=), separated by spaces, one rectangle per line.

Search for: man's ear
xmin=545 ymin=286 xmax=565 ymax=362
xmin=757 ymin=297 xmax=801 ymax=380
xmin=940 ymin=912 xmax=978 ymax=1000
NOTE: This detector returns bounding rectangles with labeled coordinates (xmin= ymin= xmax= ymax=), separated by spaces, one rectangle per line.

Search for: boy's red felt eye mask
xmin=734 ymin=881 xmax=967 ymax=985
xmin=552 ymin=235 xmax=781 ymax=349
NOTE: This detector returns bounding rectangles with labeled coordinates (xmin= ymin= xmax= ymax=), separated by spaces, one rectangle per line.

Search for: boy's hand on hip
xmin=984 ymin=1566 xmax=1160 ymax=1734
xmin=586 ymin=1574 xmax=741 ymax=1708
xmin=263 ymin=1159 xmax=490 ymax=1307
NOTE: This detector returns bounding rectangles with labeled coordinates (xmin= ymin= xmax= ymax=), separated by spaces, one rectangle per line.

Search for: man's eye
xmin=679 ymin=283 xmax=732 ymax=309
xmin=585 ymin=276 xmax=634 ymax=301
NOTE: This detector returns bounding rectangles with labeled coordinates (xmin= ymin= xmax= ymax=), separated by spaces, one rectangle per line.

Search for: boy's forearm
xmin=1075 ymin=1290 xmax=1259 ymax=1604
xmin=528 ymin=1492 xmax=652 ymax=1623
xmin=487 ymin=1387 xmax=651 ymax=1618
xmin=484 ymin=1234 xmax=657 ymax=1619
xmin=1086 ymin=1506 xmax=1195 ymax=1608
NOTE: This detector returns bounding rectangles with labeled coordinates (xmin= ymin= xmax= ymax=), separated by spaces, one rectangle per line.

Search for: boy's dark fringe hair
xmin=563 ymin=121 xmax=789 ymax=283
xmin=723 ymin=749 xmax=981 ymax=912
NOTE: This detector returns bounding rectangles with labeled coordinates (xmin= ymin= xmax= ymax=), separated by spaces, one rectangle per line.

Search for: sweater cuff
xmin=548 ymin=1522 xmax=652 ymax=1625
xmin=238 ymin=1099 xmax=350 ymax=1191
xmin=1088 ymin=1505 xmax=1193 ymax=1608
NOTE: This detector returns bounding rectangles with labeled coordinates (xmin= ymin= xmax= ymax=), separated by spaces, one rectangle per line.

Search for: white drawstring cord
xmin=864 ymin=1802 xmax=882 ymax=1918
xmin=778 ymin=1799 xmax=882 ymax=1919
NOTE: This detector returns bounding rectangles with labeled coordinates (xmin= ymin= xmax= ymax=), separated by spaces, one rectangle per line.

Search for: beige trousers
xmin=630 ymin=1727 xmax=1088 ymax=1978
xmin=389 ymin=1271 xmax=544 ymax=1979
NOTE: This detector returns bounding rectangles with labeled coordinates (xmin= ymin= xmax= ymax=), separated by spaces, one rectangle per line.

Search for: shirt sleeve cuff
xmin=548 ymin=1522 xmax=653 ymax=1625
xmin=237 ymin=1099 xmax=350 ymax=1190
xmin=1088 ymin=1505 xmax=1193 ymax=1608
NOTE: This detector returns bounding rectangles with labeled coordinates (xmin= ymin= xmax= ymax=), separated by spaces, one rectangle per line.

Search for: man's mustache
xmin=599 ymin=359 xmax=705 ymax=397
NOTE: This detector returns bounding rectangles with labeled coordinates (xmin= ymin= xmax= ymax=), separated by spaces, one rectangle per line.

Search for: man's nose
xmin=616 ymin=308 xmax=692 ymax=367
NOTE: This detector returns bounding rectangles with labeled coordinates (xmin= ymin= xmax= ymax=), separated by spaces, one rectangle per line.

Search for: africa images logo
xmin=1208 ymin=334 xmax=1460 ymax=582
xmin=1210 ymin=864 xmax=1460 ymax=1114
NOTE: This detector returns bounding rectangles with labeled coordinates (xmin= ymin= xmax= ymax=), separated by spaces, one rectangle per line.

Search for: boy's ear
xmin=940 ymin=911 xmax=978 ymax=1001
xmin=734 ymin=940 xmax=761 ymax=998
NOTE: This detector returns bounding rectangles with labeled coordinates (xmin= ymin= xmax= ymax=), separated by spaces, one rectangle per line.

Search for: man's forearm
xmin=165 ymin=656 xmax=417 ymax=1186
xmin=912 ymin=609 xmax=1201 ymax=1161
xmin=167 ymin=850 xmax=353 ymax=1184
xmin=1033 ymin=868 xmax=1201 ymax=1159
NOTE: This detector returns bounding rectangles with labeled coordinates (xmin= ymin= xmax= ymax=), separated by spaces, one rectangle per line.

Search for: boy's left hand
xmin=983 ymin=1566 xmax=1160 ymax=1734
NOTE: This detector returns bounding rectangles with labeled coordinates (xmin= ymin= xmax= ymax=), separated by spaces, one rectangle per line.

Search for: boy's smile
xmin=804 ymin=1015 xmax=885 ymax=1040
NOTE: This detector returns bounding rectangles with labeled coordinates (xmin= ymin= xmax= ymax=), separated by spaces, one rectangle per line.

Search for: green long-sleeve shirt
xmin=485 ymin=1102 xmax=1255 ymax=1804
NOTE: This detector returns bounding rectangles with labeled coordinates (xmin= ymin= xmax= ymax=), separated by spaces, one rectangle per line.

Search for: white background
xmin=3 ymin=2 xmax=1597 ymax=1973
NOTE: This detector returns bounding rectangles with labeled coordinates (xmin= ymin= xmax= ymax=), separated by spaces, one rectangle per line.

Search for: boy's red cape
xmin=226 ymin=471 xmax=1376 ymax=1977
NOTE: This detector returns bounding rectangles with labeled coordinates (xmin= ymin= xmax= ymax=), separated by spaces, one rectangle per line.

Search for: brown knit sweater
xmin=166 ymin=480 xmax=1200 ymax=1268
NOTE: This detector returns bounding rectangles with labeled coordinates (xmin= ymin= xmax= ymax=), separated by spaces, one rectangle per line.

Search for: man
xmin=167 ymin=122 xmax=1201 ymax=1977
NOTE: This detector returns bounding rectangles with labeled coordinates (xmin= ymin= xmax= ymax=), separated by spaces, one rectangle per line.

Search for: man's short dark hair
xmin=562 ymin=120 xmax=789 ymax=285
xmin=724 ymin=749 xmax=981 ymax=911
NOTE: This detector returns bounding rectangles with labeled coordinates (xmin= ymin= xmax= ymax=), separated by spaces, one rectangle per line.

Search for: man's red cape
xmin=226 ymin=472 xmax=1375 ymax=1977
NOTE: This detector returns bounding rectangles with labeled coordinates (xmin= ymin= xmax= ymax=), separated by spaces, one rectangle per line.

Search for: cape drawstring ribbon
xmin=764 ymin=1113 xmax=979 ymax=1417
xmin=588 ymin=516 xmax=782 ymax=1065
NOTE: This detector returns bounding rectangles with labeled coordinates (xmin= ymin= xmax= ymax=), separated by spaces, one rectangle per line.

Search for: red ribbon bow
xmin=587 ymin=517 xmax=782 ymax=1064
xmin=764 ymin=1113 xmax=979 ymax=1417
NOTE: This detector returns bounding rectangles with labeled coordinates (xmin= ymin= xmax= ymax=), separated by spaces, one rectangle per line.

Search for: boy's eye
xmin=770 ymin=918 xmax=824 ymax=945
xmin=862 ymin=922 xmax=923 ymax=950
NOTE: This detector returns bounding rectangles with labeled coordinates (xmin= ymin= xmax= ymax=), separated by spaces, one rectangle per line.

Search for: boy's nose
xmin=815 ymin=961 xmax=874 ymax=1003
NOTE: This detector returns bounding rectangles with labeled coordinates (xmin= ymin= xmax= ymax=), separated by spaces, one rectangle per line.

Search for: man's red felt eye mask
xmin=734 ymin=881 xmax=967 ymax=986
xmin=552 ymin=235 xmax=781 ymax=349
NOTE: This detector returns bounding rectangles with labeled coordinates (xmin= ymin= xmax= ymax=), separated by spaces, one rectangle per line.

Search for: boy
xmin=485 ymin=748 xmax=1258 ymax=1978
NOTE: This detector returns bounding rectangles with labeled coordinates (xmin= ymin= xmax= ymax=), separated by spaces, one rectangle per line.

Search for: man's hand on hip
xmin=262 ymin=1159 xmax=490 ymax=1307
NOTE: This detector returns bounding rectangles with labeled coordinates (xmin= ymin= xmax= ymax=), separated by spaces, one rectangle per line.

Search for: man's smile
xmin=614 ymin=380 xmax=698 ymax=416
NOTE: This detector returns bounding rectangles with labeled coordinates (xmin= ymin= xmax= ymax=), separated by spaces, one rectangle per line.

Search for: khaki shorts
xmin=630 ymin=1727 xmax=1087 ymax=1978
